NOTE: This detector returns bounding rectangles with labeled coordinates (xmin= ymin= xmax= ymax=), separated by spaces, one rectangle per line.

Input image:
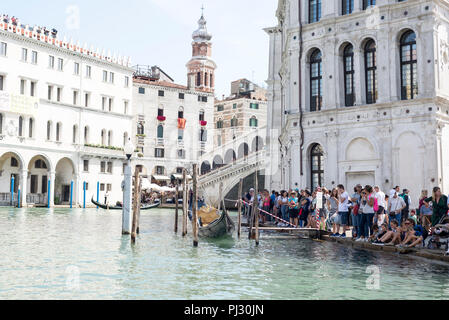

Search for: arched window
xmin=28 ymin=118 xmax=34 ymax=138
xmin=204 ymin=72 xmax=208 ymax=86
xmin=400 ymin=30 xmax=418 ymax=100
xmin=137 ymin=122 xmax=144 ymax=135
xmin=343 ymin=44 xmax=354 ymax=107
xmin=56 ymin=122 xmax=61 ymax=142
xmin=230 ymin=116 xmax=238 ymax=127
xmin=84 ymin=126 xmax=89 ymax=144
xmin=363 ymin=0 xmax=376 ymax=10
xmin=310 ymin=49 xmax=322 ymax=111
xmin=47 ymin=121 xmax=52 ymax=140
xmin=210 ymin=73 xmax=213 ymax=87
xmin=342 ymin=0 xmax=354 ymax=15
xmin=249 ymin=117 xmax=258 ymax=127
xmin=178 ymin=107 xmax=184 ymax=119
xmin=72 ymin=125 xmax=77 ymax=144
xmin=310 ymin=144 xmax=324 ymax=191
xmin=108 ymin=130 xmax=113 ymax=146
xmin=216 ymin=119 xmax=223 ymax=129
xmin=0 ymin=113 xmax=3 ymax=134
xmin=157 ymin=108 xmax=164 ymax=117
xmin=199 ymin=110 xmax=205 ymax=121
xmin=18 ymin=116 xmax=23 ymax=137
xmin=364 ymin=39 xmax=377 ymax=104
xmin=309 ymin=0 xmax=321 ymax=23
xmin=157 ymin=125 xmax=164 ymax=138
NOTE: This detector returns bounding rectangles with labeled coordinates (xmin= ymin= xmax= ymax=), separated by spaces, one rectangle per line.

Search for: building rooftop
xmin=133 ymin=77 xmax=189 ymax=91
xmin=0 ymin=13 xmax=131 ymax=68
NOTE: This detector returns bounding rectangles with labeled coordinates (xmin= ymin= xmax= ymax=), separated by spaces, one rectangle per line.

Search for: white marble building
xmin=265 ymin=0 xmax=449 ymax=203
xmin=0 ymin=16 xmax=133 ymax=206
xmin=130 ymin=13 xmax=215 ymax=183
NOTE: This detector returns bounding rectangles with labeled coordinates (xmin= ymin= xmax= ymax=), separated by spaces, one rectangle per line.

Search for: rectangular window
xmin=57 ymin=87 xmax=62 ymax=102
xmin=233 ymin=103 xmax=237 ymax=109
xmin=57 ymin=58 xmax=64 ymax=71
xmin=86 ymin=65 xmax=91 ymax=78
xmin=109 ymin=72 xmax=114 ymax=84
xmin=124 ymin=76 xmax=129 ymax=87
xmin=103 ymin=71 xmax=108 ymax=82
xmin=31 ymin=51 xmax=38 ymax=64
xmin=107 ymin=184 xmax=112 ymax=192
xmin=155 ymin=148 xmax=165 ymax=158
xmin=48 ymin=85 xmax=53 ymax=100
xmin=156 ymin=166 xmax=164 ymax=175
xmin=20 ymin=79 xmax=26 ymax=95
xmin=74 ymin=62 xmax=80 ymax=75
xmin=30 ymin=81 xmax=36 ymax=97
xmin=42 ymin=175 xmax=48 ymax=193
xmin=85 ymin=183 xmax=89 ymax=191
xmin=49 ymin=55 xmax=55 ymax=69
xmin=217 ymin=105 xmax=224 ymax=111
xmin=100 ymin=161 xmax=106 ymax=173
xmin=100 ymin=183 xmax=105 ymax=191
xmin=124 ymin=101 xmax=128 ymax=114
xmin=108 ymin=98 xmax=113 ymax=112
xmin=21 ymin=48 xmax=28 ymax=62
xmin=73 ymin=90 xmax=78 ymax=105
xmin=202 ymin=96 xmax=208 ymax=102
xmin=107 ymin=162 xmax=113 ymax=174
xmin=179 ymin=93 xmax=185 ymax=99
xmin=85 ymin=93 xmax=90 ymax=107
xmin=0 ymin=42 xmax=7 ymax=56
xmin=83 ymin=160 xmax=89 ymax=172
xmin=250 ymin=103 xmax=259 ymax=109
xmin=158 ymin=90 xmax=164 ymax=97
xmin=138 ymin=87 xmax=145 ymax=94
xmin=0 ymin=75 xmax=4 ymax=91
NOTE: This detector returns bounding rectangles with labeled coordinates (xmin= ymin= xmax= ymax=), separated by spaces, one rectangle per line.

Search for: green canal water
xmin=1 ymin=207 xmax=449 ymax=300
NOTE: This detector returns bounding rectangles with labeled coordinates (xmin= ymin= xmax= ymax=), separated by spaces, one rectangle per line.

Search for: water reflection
xmin=1 ymin=207 xmax=449 ymax=299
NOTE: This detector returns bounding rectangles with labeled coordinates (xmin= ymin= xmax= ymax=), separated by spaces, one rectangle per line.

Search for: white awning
xmin=172 ymin=174 xmax=192 ymax=180
xmin=152 ymin=175 xmax=171 ymax=181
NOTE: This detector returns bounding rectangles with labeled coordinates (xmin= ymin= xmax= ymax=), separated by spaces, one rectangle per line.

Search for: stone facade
xmin=265 ymin=0 xmax=449 ymax=204
xmin=0 ymin=17 xmax=133 ymax=206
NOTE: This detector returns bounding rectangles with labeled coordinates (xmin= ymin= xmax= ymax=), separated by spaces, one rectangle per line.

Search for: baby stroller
xmin=425 ymin=216 xmax=449 ymax=254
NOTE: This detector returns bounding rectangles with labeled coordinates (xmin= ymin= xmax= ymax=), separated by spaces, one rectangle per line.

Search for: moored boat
xmin=198 ymin=201 xmax=235 ymax=238
xmin=91 ymin=197 xmax=160 ymax=210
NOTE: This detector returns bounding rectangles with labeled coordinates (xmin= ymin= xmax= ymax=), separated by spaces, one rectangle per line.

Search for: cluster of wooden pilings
xmin=174 ymin=165 xmax=199 ymax=247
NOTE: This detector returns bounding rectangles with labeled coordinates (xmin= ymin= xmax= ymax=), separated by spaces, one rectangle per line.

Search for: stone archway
xmin=201 ymin=161 xmax=211 ymax=175
xmin=212 ymin=155 xmax=223 ymax=170
xmin=224 ymin=149 xmax=236 ymax=164
xmin=0 ymin=151 xmax=24 ymax=205
xmin=237 ymin=143 xmax=249 ymax=159
xmin=251 ymin=136 xmax=264 ymax=152
xmin=27 ymin=155 xmax=52 ymax=206
xmin=55 ymin=158 xmax=76 ymax=205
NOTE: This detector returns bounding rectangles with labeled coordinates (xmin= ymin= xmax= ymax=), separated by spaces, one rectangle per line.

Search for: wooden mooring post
xmin=192 ymin=164 xmax=199 ymax=247
xmin=182 ymin=169 xmax=188 ymax=237
xmin=237 ymin=178 xmax=243 ymax=239
xmin=174 ymin=182 xmax=179 ymax=233
xmin=131 ymin=169 xmax=141 ymax=244
xmin=254 ymin=170 xmax=259 ymax=246
xmin=136 ymin=175 xmax=142 ymax=234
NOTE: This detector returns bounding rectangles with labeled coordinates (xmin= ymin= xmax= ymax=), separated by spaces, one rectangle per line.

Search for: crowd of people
xmin=241 ymin=184 xmax=449 ymax=249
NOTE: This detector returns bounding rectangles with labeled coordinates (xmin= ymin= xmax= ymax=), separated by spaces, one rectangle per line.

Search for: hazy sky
xmin=1 ymin=0 xmax=278 ymax=97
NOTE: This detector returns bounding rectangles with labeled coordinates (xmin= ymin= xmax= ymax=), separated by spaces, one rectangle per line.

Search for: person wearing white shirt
xmin=388 ymin=192 xmax=406 ymax=226
xmin=333 ymin=184 xmax=350 ymax=238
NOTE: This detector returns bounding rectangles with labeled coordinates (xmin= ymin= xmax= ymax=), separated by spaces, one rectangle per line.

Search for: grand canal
xmin=1 ymin=207 xmax=449 ymax=300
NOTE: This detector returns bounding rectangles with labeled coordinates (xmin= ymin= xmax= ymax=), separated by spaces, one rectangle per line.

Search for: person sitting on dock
xmin=371 ymin=223 xmax=389 ymax=243
xmin=384 ymin=220 xmax=411 ymax=246
xmin=377 ymin=220 xmax=400 ymax=244
xmin=397 ymin=219 xmax=428 ymax=248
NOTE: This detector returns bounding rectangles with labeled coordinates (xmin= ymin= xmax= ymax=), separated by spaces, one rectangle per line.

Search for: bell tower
xmin=186 ymin=8 xmax=217 ymax=93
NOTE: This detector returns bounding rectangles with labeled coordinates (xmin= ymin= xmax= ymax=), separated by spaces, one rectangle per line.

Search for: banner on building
xmin=0 ymin=92 xmax=39 ymax=115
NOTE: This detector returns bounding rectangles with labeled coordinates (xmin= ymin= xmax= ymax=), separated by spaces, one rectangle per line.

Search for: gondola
xmin=198 ymin=201 xmax=235 ymax=238
xmin=91 ymin=197 xmax=160 ymax=210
